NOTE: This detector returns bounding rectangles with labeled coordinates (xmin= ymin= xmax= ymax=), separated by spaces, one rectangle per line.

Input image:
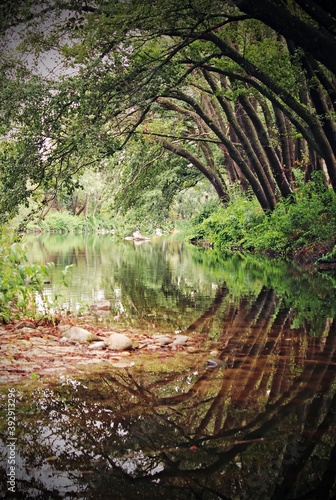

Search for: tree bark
xmin=238 ymin=94 xmax=293 ymax=198
xmin=84 ymin=193 xmax=89 ymax=222
xmin=158 ymin=138 xmax=230 ymax=204
xmin=201 ymin=71 xmax=277 ymax=209
xmin=164 ymin=90 xmax=272 ymax=211
xmin=92 ymin=191 xmax=101 ymax=216
xmin=39 ymin=196 xmax=56 ymax=221
xmin=71 ymin=195 xmax=78 ymax=215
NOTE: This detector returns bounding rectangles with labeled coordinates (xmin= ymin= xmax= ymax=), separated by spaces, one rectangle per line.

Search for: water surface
xmin=1 ymin=234 xmax=336 ymax=499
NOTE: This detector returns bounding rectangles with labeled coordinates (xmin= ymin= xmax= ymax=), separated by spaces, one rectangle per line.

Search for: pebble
xmin=173 ymin=335 xmax=189 ymax=345
xmin=17 ymin=327 xmax=38 ymax=335
xmin=111 ymin=361 xmax=131 ymax=368
xmin=57 ymin=325 xmax=71 ymax=333
xmin=186 ymin=347 xmax=198 ymax=353
xmin=16 ymin=321 xmax=36 ymax=329
xmin=106 ymin=332 xmax=133 ymax=351
xmin=62 ymin=326 xmax=103 ymax=342
xmin=88 ymin=341 xmax=107 ymax=350
xmin=153 ymin=335 xmax=173 ymax=345
xmin=207 ymin=358 xmax=225 ymax=368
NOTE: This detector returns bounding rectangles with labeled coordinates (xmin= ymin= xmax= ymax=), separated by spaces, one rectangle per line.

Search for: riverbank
xmin=193 ymin=238 xmax=335 ymax=267
xmin=184 ymin=182 xmax=336 ymax=266
xmin=0 ymin=313 xmax=209 ymax=385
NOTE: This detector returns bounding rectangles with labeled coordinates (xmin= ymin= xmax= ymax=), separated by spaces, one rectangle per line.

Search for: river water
xmin=1 ymin=233 xmax=336 ymax=499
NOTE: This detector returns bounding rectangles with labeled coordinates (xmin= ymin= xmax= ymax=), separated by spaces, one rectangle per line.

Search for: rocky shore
xmin=0 ymin=307 xmax=203 ymax=384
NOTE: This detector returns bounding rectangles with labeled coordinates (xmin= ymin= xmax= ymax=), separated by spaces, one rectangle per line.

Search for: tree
xmin=1 ymin=0 xmax=335 ymax=219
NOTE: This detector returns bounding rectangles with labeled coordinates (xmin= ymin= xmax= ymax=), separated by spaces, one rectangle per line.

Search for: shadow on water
xmin=1 ymin=235 xmax=336 ymax=498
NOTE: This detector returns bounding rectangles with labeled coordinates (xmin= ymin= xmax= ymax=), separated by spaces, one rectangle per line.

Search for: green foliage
xmin=26 ymin=211 xmax=114 ymax=234
xmin=186 ymin=178 xmax=336 ymax=258
xmin=0 ymin=230 xmax=54 ymax=322
xmin=108 ymin=141 xmax=203 ymax=231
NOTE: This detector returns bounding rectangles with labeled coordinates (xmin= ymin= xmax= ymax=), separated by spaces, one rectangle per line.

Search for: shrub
xmin=186 ymin=179 xmax=336 ymax=259
xmin=0 ymin=230 xmax=53 ymax=322
xmin=26 ymin=211 xmax=115 ymax=233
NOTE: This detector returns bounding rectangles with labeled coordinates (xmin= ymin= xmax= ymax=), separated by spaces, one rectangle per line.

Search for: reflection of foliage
xmin=24 ymin=234 xmax=336 ymax=333
xmin=1 ymin=315 xmax=335 ymax=498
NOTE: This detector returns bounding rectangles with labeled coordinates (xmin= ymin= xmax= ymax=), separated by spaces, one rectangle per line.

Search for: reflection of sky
xmin=0 ymin=437 xmax=84 ymax=496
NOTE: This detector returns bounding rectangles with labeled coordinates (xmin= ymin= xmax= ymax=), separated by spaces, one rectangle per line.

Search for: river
xmin=0 ymin=233 xmax=336 ymax=499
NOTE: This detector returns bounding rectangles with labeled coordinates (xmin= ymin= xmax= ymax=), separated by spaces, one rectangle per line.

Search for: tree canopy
xmin=1 ymin=0 xmax=336 ymax=221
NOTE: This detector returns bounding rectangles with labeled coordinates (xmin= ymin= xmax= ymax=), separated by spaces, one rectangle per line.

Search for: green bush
xmin=26 ymin=211 xmax=115 ymax=233
xmin=0 ymin=230 xmax=54 ymax=322
xmin=186 ymin=178 xmax=336 ymax=258
xmin=0 ymin=229 xmax=74 ymax=322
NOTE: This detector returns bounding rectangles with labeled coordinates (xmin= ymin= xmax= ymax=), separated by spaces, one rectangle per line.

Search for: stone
xmin=111 ymin=361 xmax=132 ymax=368
xmin=90 ymin=300 xmax=111 ymax=311
xmin=125 ymin=231 xmax=151 ymax=241
xmin=153 ymin=335 xmax=173 ymax=345
xmin=88 ymin=341 xmax=107 ymax=350
xmin=16 ymin=321 xmax=36 ymax=329
xmin=61 ymin=327 xmax=103 ymax=342
xmin=206 ymin=359 xmax=225 ymax=368
xmin=17 ymin=327 xmax=38 ymax=335
xmin=94 ymin=310 xmax=110 ymax=319
xmin=106 ymin=333 xmax=133 ymax=351
xmin=57 ymin=324 xmax=71 ymax=333
xmin=172 ymin=335 xmax=189 ymax=345
xmin=186 ymin=346 xmax=198 ymax=353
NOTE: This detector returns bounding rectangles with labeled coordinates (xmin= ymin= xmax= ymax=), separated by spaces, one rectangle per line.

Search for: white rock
xmin=173 ymin=335 xmax=189 ymax=345
xmin=153 ymin=335 xmax=173 ymax=345
xmin=88 ymin=341 xmax=107 ymax=350
xmin=17 ymin=327 xmax=37 ymax=335
xmin=62 ymin=327 xmax=103 ymax=342
xmin=106 ymin=333 xmax=133 ymax=351
xmin=57 ymin=324 xmax=71 ymax=333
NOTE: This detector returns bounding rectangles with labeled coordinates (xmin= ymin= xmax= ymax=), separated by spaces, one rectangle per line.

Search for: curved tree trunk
xmin=238 ymin=94 xmax=293 ymax=198
xmin=164 ymin=90 xmax=272 ymax=211
xmin=158 ymin=138 xmax=230 ymax=204
xmin=202 ymin=71 xmax=277 ymax=209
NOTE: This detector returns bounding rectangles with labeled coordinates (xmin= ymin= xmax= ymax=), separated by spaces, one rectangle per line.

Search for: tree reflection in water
xmin=1 ymin=285 xmax=335 ymax=499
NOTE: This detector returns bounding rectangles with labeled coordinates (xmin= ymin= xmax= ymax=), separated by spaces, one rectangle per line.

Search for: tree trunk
xmin=158 ymin=138 xmax=230 ymax=204
xmin=239 ymin=94 xmax=293 ymax=198
xmin=71 ymin=195 xmax=78 ymax=215
xmin=169 ymin=91 xmax=272 ymax=210
xmin=84 ymin=194 xmax=89 ymax=222
xmin=76 ymin=201 xmax=86 ymax=216
xmin=39 ymin=196 xmax=56 ymax=221
xmin=92 ymin=191 xmax=101 ymax=216
xmin=232 ymin=0 xmax=336 ymax=75
xmin=202 ymin=72 xmax=277 ymax=209
xmin=273 ymin=105 xmax=294 ymax=183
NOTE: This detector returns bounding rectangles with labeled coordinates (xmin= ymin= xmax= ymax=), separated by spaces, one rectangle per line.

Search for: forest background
xmin=1 ymin=0 xmax=336 ymax=320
